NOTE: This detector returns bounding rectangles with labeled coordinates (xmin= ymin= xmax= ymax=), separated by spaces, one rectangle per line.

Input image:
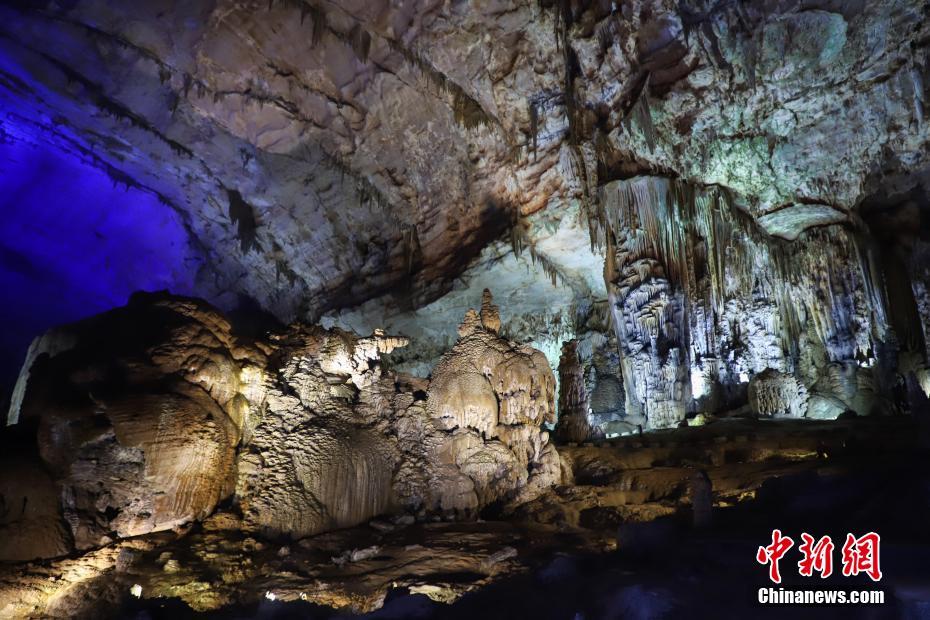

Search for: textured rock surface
xmin=3 ymin=293 xmax=562 ymax=553
xmin=748 ymin=369 xmax=808 ymax=419
xmin=3 ymin=1 xmax=930 ymax=614
xmin=0 ymin=431 xmax=72 ymax=563
xmin=11 ymin=293 xmax=264 ymax=552
xmin=235 ymin=326 xmax=406 ymax=538
xmin=2 ymin=416 xmax=922 ymax=618
xmin=599 ymin=176 xmax=902 ymax=427
xmin=554 ymin=340 xmax=597 ymax=443
xmin=238 ymin=291 xmax=561 ymax=535
xmin=425 ymin=292 xmax=561 ymax=513
xmin=3 ymin=1 xmax=928 ymax=416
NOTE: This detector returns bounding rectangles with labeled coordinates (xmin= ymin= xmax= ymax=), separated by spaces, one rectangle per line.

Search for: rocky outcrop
xmin=809 ymin=361 xmax=880 ymax=418
xmin=554 ymin=340 xmax=597 ymax=444
xmin=2 ymin=292 xmax=561 ymax=555
xmin=10 ymin=293 xmax=265 ymax=553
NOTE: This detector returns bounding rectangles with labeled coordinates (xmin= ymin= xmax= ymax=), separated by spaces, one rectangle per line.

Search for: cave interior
xmin=0 ymin=0 xmax=929 ymax=618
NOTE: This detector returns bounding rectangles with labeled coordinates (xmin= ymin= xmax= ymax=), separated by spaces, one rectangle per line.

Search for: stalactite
xmin=268 ymin=0 xmax=326 ymax=45
xmin=320 ymin=152 xmax=397 ymax=222
xmin=622 ymin=75 xmax=657 ymax=153
xmin=510 ymin=217 xmax=565 ymax=286
xmin=452 ymin=90 xmax=492 ymax=131
xmin=402 ymin=225 xmax=421 ymax=276
xmin=383 ymin=39 xmax=494 ymax=132
xmin=596 ymin=16 xmax=618 ymax=55
xmin=348 ymin=24 xmax=372 ymax=63
xmin=528 ymin=99 xmax=539 ymax=159
xmin=912 ymin=67 xmax=925 ymax=130
xmin=599 ymin=175 xmax=895 ymax=427
xmin=227 ymin=189 xmax=259 ymax=254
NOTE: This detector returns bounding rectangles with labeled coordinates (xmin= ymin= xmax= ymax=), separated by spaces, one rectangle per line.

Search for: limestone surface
xmin=554 ymin=340 xmax=598 ymax=444
xmin=3 ymin=292 xmax=562 ymax=556
xmin=11 ymin=293 xmax=264 ymax=553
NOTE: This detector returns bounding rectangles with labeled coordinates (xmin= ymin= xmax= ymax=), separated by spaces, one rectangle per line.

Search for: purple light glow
xmin=0 ymin=123 xmax=202 ymax=382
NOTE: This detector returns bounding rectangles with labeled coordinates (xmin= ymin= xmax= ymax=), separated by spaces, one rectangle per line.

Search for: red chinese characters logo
xmin=841 ymin=532 xmax=882 ymax=582
xmin=757 ymin=530 xmax=881 ymax=583
xmin=798 ymin=533 xmax=834 ymax=578
xmin=756 ymin=529 xmax=794 ymax=583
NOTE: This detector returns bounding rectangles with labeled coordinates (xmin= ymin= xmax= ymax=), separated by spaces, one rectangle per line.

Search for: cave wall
xmin=0 ymin=124 xmax=201 ymax=388
xmin=0 ymin=0 xmax=926 ymax=372
xmin=597 ymin=176 xmax=910 ymax=428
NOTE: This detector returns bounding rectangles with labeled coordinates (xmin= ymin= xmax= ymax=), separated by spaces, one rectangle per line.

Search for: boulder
xmin=11 ymin=293 xmax=263 ymax=551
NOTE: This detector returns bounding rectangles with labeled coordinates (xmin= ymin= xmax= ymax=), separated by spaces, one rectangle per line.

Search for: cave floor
xmin=2 ymin=416 xmax=928 ymax=619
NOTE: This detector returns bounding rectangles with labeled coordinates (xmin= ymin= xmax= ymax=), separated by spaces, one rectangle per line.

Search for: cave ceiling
xmin=1 ymin=0 xmax=928 ymax=372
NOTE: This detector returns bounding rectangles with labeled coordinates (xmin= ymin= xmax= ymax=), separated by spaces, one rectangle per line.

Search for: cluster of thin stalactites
xmin=590 ymin=176 xmax=891 ymax=368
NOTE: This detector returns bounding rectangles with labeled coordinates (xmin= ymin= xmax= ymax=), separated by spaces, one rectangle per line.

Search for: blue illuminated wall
xmin=0 ymin=130 xmax=203 ymax=386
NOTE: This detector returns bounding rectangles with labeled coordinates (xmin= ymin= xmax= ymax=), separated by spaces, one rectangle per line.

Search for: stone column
xmin=554 ymin=340 xmax=596 ymax=443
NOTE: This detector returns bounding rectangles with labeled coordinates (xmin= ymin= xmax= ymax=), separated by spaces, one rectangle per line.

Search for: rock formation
xmin=554 ymin=340 xmax=596 ymax=444
xmin=240 ymin=289 xmax=560 ymax=534
xmin=598 ymin=177 xmax=906 ymax=428
xmin=235 ymin=326 xmax=406 ymax=538
xmin=1 ymin=291 xmax=560 ymax=557
xmin=0 ymin=430 xmax=73 ymax=562
xmin=748 ymin=369 xmax=809 ymax=419
xmin=11 ymin=293 xmax=265 ymax=552
xmin=1 ymin=0 xmax=930 ymax=615
xmin=426 ymin=290 xmax=561 ymax=512
xmin=2 ymin=1 xmax=927 ymax=410
xmin=479 ymin=288 xmax=502 ymax=335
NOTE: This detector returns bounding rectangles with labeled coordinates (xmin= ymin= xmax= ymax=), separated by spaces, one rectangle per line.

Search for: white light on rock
xmin=690 ymin=366 xmax=707 ymax=399
xmin=130 ymin=584 xmax=142 ymax=598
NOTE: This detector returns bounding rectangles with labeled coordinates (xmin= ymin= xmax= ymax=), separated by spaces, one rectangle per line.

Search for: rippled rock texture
xmin=1 ymin=291 xmax=560 ymax=560
xmin=7 ymin=293 xmax=265 ymax=553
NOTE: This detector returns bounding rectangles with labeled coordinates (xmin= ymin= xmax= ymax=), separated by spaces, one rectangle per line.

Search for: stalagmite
xmin=554 ymin=340 xmax=597 ymax=443
xmin=480 ymin=288 xmax=502 ymax=334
